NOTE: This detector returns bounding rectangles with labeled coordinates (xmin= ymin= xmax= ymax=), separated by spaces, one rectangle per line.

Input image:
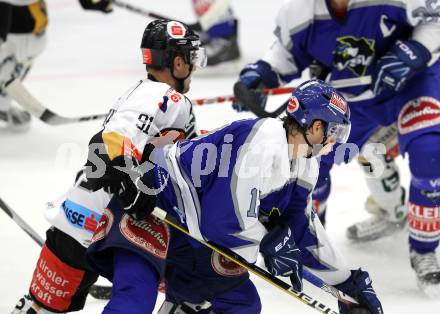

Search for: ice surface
xmin=1 ymin=1 xmax=439 ymax=313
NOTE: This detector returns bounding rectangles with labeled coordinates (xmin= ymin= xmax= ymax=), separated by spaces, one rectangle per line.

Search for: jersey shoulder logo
xmin=380 ymin=15 xmax=396 ymax=38
xmin=333 ymin=36 xmax=375 ymax=76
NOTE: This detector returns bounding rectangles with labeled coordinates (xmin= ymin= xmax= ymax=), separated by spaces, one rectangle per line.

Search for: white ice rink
xmin=1 ymin=0 xmax=439 ymax=313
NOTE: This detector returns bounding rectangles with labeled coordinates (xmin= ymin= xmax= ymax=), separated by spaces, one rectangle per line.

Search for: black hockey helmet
xmin=141 ymin=19 xmax=207 ymax=69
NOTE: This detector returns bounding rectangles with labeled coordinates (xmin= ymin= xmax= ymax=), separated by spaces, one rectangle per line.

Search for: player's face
xmin=306 ymin=121 xmax=336 ymax=157
xmin=173 ymin=56 xmax=195 ymax=93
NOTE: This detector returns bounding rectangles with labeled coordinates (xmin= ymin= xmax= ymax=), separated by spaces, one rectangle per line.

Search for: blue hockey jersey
xmin=154 ymin=118 xmax=350 ymax=284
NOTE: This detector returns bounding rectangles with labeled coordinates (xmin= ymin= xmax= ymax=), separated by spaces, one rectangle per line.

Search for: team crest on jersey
xmin=398 ymin=97 xmax=440 ymax=134
xmin=333 ymin=36 xmax=375 ymax=76
xmin=120 ymin=214 xmax=170 ymax=259
xmin=91 ymin=207 xmax=114 ymax=243
xmin=211 ymin=252 xmax=247 ymax=277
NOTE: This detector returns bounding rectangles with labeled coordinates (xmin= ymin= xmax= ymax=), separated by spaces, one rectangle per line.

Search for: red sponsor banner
xmin=398 ymin=97 xmax=440 ymax=134
xmin=120 ymin=214 xmax=170 ymax=259
xmin=329 ymin=92 xmax=347 ymax=114
xmin=211 ymin=251 xmax=247 ymax=277
xmin=30 ymin=246 xmax=84 ymax=311
xmin=167 ymin=21 xmax=186 ymax=39
xmin=408 ymin=203 xmax=440 ymax=232
xmin=141 ymin=48 xmax=153 ymax=65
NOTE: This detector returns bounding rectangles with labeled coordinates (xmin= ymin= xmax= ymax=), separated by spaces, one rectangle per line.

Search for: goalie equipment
xmin=346 ymin=189 xmax=407 ymax=242
xmin=410 ymin=250 xmax=440 ymax=297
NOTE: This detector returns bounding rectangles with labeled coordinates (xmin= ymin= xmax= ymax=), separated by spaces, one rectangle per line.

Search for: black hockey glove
xmin=85 ymin=155 xmax=157 ymax=220
xmin=79 ymin=0 xmax=113 ymax=13
xmin=334 ymin=269 xmax=383 ymax=314
xmin=232 ymin=60 xmax=279 ymax=112
xmin=260 ymin=224 xmax=303 ymax=292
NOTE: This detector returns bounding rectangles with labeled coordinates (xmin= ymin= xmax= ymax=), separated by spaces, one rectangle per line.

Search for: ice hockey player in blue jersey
xmin=232 ymin=0 xmax=440 ymax=294
xmin=85 ymin=79 xmax=383 ymax=313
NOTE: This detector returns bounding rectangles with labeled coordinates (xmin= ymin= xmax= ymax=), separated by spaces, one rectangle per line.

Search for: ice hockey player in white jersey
xmin=0 ymin=0 xmax=112 ymax=131
xmin=232 ymin=0 xmax=440 ymax=293
xmin=11 ymin=19 xmax=205 ymax=314
xmin=85 ymin=79 xmax=383 ymax=314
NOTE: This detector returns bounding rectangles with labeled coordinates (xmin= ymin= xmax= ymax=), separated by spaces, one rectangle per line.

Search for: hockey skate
xmin=346 ymin=192 xmax=407 ymax=242
xmin=0 ymin=103 xmax=31 ymax=132
xmin=197 ymin=22 xmax=241 ymax=75
xmin=158 ymin=300 xmax=214 ymax=314
xmin=11 ymin=294 xmax=55 ymax=314
xmin=410 ymin=250 xmax=440 ymax=297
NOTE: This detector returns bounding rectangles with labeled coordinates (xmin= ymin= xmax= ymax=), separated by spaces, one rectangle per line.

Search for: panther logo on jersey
xmin=333 ymin=36 xmax=375 ymax=76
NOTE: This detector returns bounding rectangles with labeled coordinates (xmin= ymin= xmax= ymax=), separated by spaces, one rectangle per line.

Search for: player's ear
xmin=310 ymin=120 xmax=323 ymax=135
xmin=172 ymin=55 xmax=184 ymax=71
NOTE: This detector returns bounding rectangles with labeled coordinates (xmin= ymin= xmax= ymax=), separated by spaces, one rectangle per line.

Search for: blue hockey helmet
xmin=286 ymin=79 xmax=351 ymax=143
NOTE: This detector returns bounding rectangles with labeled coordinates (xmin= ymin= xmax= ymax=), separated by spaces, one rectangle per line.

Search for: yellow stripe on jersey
xmin=29 ymin=0 xmax=48 ymax=34
xmin=102 ymin=132 xmax=143 ymax=162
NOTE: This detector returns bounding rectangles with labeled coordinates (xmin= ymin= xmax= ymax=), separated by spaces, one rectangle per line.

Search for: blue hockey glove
xmin=232 ymin=60 xmax=280 ymax=112
xmin=334 ymin=269 xmax=383 ymax=314
xmin=372 ymin=40 xmax=431 ymax=95
xmin=260 ymin=224 xmax=303 ymax=292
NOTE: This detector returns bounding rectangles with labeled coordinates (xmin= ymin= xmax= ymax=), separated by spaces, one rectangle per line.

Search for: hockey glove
xmin=372 ymin=40 xmax=431 ymax=95
xmin=79 ymin=0 xmax=113 ymax=13
xmin=0 ymin=41 xmax=20 ymax=93
xmin=85 ymin=155 xmax=157 ymax=220
xmin=259 ymin=224 xmax=303 ymax=292
xmin=232 ymin=60 xmax=279 ymax=112
xmin=334 ymin=269 xmax=383 ymax=314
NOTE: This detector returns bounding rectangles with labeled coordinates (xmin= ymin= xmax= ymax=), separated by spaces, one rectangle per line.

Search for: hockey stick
xmin=234 ymin=76 xmax=373 ymax=118
xmin=192 ymin=87 xmax=293 ymax=105
xmin=0 ymin=197 xmax=111 ymax=300
xmin=152 ymin=206 xmax=358 ymax=313
xmin=113 ymin=0 xmax=231 ymax=32
xmin=5 ymin=80 xmax=108 ymax=125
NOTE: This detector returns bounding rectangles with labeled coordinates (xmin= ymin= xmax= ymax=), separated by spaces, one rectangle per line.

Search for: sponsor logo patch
xmin=91 ymin=207 xmax=114 ymax=243
xmin=120 ymin=214 xmax=170 ymax=259
xmin=62 ymin=200 xmax=101 ymax=233
xmin=398 ymin=97 xmax=440 ymax=134
xmin=141 ymin=48 xmax=152 ymax=64
xmin=30 ymin=246 xmax=84 ymax=311
xmin=167 ymin=21 xmax=186 ymax=39
xmin=329 ymin=92 xmax=347 ymax=114
xmin=287 ymin=96 xmax=300 ymax=113
xmin=408 ymin=202 xmax=440 ymax=233
xmin=211 ymin=251 xmax=247 ymax=277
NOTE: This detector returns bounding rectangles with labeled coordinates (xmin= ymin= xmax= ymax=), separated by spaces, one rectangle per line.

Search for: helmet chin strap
xmin=170 ymin=62 xmax=193 ymax=93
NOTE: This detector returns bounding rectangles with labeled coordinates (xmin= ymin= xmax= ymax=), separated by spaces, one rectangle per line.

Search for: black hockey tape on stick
xmin=152 ymin=206 xmax=358 ymax=313
xmin=5 ymin=80 xmax=108 ymax=126
xmin=113 ymin=0 xmax=202 ymax=31
xmin=0 ymin=197 xmax=112 ymax=300
xmin=233 ymin=82 xmax=287 ymax=118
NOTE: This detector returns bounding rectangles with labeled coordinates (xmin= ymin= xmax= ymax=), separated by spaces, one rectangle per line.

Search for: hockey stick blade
xmin=113 ymin=0 xmax=202 ymax=31
xmin=152 ymin=206 xmax=357 ymax=313
xmin=0 ymin=197 xmax=112 ymax=300
xmin=233 ymin=82 xmax=287 ymax=118
xmin=5 ymin=80 xmax=108 ymax=125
